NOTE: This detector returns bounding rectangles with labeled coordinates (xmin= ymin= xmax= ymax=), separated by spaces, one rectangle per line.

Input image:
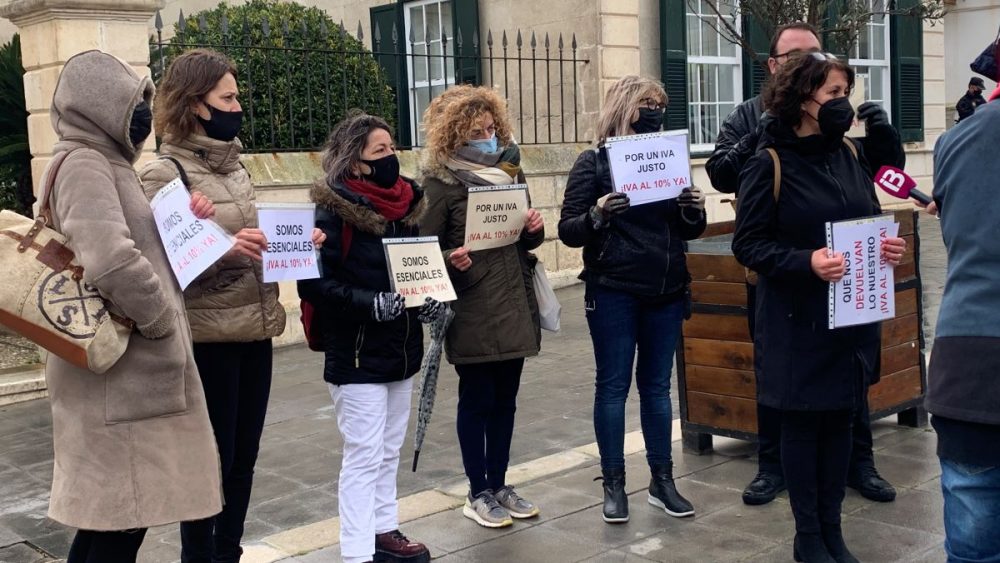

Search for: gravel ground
xmin=0 ymin=334 xmax=40 ymax=370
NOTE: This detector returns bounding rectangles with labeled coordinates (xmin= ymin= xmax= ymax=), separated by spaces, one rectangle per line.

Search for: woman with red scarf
xmin=298 ymin=112 xmax=441 ymax=563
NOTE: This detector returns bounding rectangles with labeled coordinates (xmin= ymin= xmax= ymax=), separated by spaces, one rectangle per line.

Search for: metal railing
xmin=150 ymin=10 xmax=590 ymax=152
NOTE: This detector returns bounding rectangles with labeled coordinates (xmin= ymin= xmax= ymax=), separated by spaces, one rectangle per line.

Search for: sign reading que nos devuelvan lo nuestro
xmin=826 ymin=214 xmax=899 ymax=329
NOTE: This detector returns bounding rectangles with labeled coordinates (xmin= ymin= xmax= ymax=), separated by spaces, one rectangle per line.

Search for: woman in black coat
xmin=298 ymin=112 xmax=441 ymax=563
xmin=733 ymin=53 xmax=906 ymax=563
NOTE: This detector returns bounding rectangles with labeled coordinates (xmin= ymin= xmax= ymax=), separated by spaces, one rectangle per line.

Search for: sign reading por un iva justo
xmin=826 ymin=214 xmax=899 ymax=329
xmin=257 ymin=203 xmax=320 ymax=283
xmin=605 ymin=130 xmax=692 ymax=206
xmin=150 ymin=178 xmax=234 ymax=290
xmin=464 ymin=184 xmax=528 ymax=251
xmin=382 ymin=236 xmax=457 ymax=308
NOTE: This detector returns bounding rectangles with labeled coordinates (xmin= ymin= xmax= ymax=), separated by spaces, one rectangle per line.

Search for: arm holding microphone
xmin=874 ymin=165 xmax=938 ymax=216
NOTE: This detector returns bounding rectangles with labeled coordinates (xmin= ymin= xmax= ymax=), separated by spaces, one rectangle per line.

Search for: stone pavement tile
xmin=0 ymin=467 xmax=48 ymax=516
xmin=21 ymin=529 xmax=72 ymax=560
xmin=252 ymin=487 xmax=338 ymax=532
xmin=248 ymin=470 xmax=309 ymax=507
xmin=543 ymin=464 xmax=606 ymax=501
xmin=736 ymin=543 xmax=790 ymax=562
xmin=263 ymin=411 xmax=334 ymax=442
xmin=279 ymin=450 xmax=341 ymax=490
xmin=539 ymin=492 xmax=685 ymax=551
xmin=135 ymin=534 xmax=182 ymax=563
xmin=503 ymin=481 xmax=601 ymax=526
xmin=579 ymin=550 xmax=656 ymax=562
xmin=669 ymin=478 xmax=743 ymax=520
xmin=696 ymin=499 xmax=797 ymax=544
xmin=0 ymin=429 xmax=48 ymax=457
xmin=282 ymin=543 xmax=340 ymax=562
xmin=0 ymin=543 xmax=53 ymax=563
xmin=869 ymin=451 xmax=943 ymax=490
xmin=916 ymin=475 xmax=941 ymax=493
xmin=851 ymin=487 xmax=944 ymax=535
xmin=878 ymin=429 xmax=939 ymax=461
xmin=255 ymin=438 xmax=332 ymax=474
xmin=682 ymin=457 xmax=760 ymax=494
xmin=839 ymin=515 xmax=944 ymax=563
xmin=452 ymin=523 xmax=607 ymax=563
xmin=1 ymin=443 xmax=54 ymax=472
xmin=612 ymin=521 xmax=777 ymax=563
xmin=392 ymin=508 xmax=521 ymax=554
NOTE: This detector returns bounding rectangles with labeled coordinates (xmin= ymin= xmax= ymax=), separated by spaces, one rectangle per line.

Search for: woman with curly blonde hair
xmin=419 ymin=85 xmax=545 ymax=528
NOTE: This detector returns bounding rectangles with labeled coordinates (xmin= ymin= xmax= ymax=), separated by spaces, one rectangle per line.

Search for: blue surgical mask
xmin=466 ymin=133 xmax=499 ymax=154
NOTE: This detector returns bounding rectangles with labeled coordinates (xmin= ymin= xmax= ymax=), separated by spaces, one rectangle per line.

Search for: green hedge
xmin=151 ymin=0 xmax=398 ymax=152
xmin=0 ymin=34 xmax=32 ymax=217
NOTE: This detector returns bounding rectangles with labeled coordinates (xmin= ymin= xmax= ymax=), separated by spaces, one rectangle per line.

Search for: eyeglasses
xmin=770 ymin=48 xmax=837 ymax=61
xmin=809 ymin=51 xmax=839 ymax=62
xmin=639 ymin=98 xmax=666 ymax=111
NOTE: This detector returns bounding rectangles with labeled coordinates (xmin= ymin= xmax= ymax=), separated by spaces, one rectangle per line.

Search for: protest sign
xmin=826 ymin=214 xmax=899 ymax=329
xmin=257 ymin=203 xmax=320 ymax=283
xmin=150 ymin=178 xmax=234 ymax=290
xmin=605 ymin=130 xmax=692 ymax=206
xmin=464 ymin=184 xmax=528 ymax=251
xmin=848 ymin=77 xmax=868 ymax=138
xmin=383 ymin=236 xmax=457 ymax=308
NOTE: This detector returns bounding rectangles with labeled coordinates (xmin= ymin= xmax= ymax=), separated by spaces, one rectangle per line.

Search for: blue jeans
xmin=585 ymin=283 xmax=684 ymax=470
xmin=940 ymin=458 xmax=1000 ymax=563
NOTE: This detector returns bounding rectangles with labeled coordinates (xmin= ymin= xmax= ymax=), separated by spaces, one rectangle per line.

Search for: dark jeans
xmin=455 ymin=358 xmax=524 ymax=496
xmin=181 ymin=339 xmax=273 ymax=563
xmin=781 ymin=409 xmax=853 ymax=535
xmin=68 ymin=529 xmax=148 ymax=563
xmin=749 ymin=282 xmax=877 ymax=477
xmin=585 ymin=283 xmax=684 ymax=470
xmin=940 ymin=458 xmax=1000 ymax=562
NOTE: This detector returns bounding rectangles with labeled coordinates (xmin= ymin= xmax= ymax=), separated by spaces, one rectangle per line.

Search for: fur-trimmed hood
xmin=310 ymin=177 xmax=427 ymax=234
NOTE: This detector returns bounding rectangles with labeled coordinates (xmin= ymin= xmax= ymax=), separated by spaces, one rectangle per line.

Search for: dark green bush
xmin=0 ymin=34 xmax=32 ymax=217
xmin=151 ymin=0 xmax=398 ymax=152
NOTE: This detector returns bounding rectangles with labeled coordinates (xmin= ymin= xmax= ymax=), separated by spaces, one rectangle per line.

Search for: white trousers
xmin=329 ymin=378 xmax=413 ymax=563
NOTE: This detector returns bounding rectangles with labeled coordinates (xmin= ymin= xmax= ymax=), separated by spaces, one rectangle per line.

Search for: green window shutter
xmin=891 ymin=0 xmax=924 ymax=143
xmin=824 ymin=0 xmax=851 ymax=61
xmin=741 ymin=15 xmax=770 ymax=99
xmin=660 ymin=0 xmax=688 ymax=131
xmin=370 ymin=3 xmax=412 ymax=146
xmin=451 ymin=0 xmax=481 ymax=85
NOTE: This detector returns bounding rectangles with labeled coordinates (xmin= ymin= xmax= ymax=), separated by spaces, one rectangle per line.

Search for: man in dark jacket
xmin=707 ymin=22 xmax=904 ymax=507
xmin=955 ymin=77 xmax=987 ymax=123
xmin=927 ymin=88 xmax=1000 ymax=563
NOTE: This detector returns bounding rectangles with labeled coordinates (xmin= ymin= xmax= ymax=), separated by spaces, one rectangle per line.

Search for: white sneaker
xmin=463 ymin=490 xmax=513 ymax=528
xmin=494 ymin=485 xmax=540 ymax=519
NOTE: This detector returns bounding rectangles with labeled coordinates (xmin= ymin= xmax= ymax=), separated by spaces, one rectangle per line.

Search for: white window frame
xmin=404 ymin=0 xmax=455 ymax=145
xmin=685 ymin=4 xmax=743 ymax=154
xmin=849 ymin=5 xmax=892 ymax=122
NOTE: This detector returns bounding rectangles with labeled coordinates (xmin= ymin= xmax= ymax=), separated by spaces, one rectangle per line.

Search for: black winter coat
xmin=732 ymin=124 xmax=883 ymax=411
xmin=298 ymin=179 xmax=426 ymax=386
xmin=558 ymin=147 xmax=706 ymax=297
xmin=707 ymin=95 xmax=906 ymax=195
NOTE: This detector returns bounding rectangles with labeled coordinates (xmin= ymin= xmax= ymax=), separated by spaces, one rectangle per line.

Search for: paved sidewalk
xmin=0 ymin=216 xmax=946 ymax=563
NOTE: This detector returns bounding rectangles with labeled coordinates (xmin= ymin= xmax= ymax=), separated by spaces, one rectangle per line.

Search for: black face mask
xmin=631 ymin=108 xmax=664 ymax=134
xmin=197 ymin=103 xmax=243 ymax=142
xmin=813 ymin=97 xmax=855 ymax=142
xmin=129 ymin=101 xmax=152 ymax=149
xmin=361 ymin=154 xmax=401 ymax=188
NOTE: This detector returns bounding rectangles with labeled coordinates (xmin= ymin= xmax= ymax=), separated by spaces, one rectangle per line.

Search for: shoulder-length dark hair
xmin=321 ymin=110 xmax=394 ymax=182
xmin=154 ymin=49 xmax=237 ymax=139
xmin=763 ymin=52 xmax=855 ymax=130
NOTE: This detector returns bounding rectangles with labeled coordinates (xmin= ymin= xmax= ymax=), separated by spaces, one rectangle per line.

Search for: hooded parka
xmin=139 ymin=135 xmax=286 ymax=343
xmin=733 ymin=122 xmax=883 ymax=412
xmin=298 ymin=180 xmax=426 ymax=385
xmin=42 ymin=51 xmax=222 ymax=530
xmin=418 ymin=155 xmax=543 ymax=365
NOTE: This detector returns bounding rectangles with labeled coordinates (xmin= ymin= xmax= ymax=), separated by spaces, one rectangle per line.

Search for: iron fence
xmin=150 ymin=10 xmax=590 ymax=152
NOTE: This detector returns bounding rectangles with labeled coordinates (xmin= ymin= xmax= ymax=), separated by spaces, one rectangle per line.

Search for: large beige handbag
xmin=0 ymin=150 xmax=133 ymax=373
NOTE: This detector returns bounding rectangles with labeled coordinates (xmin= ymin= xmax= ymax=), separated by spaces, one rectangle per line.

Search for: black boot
xmin=821 ymin=524 xmax=859 ymax=563
xmin=595 ymin=468 xmax=629 ymax=523
xmin=742 ymin=471 xmax=787 ymax=506
xmin=793 ymin=533 xmax=836 ymax=563
xmin=647 ymin=463 xmax=694 ymax=518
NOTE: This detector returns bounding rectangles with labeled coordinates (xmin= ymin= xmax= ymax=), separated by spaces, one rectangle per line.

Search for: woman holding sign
xmin=558 ymin=76 xmax=706 ymax=525
xmin=140 ymin=50 xmax=325 ymax=563
xmin=419 ymin=85 xmax=545 ymax=528
xmin=732 ymin=52 xmax=906 ymax=563
xmin=298 ymin=112 xmax=440 ymax=563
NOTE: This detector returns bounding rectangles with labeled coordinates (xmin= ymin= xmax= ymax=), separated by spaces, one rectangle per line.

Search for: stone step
xmin=0 ymin=365 xmax=46 ymax=406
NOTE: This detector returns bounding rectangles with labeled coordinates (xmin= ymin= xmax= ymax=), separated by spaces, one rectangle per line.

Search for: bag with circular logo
xmin=0 ymin=150 xmax=133 ymax=373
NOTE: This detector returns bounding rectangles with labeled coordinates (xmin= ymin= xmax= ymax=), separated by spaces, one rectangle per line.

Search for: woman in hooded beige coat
xmin=42 ymin=51 xmax=221 ymax=560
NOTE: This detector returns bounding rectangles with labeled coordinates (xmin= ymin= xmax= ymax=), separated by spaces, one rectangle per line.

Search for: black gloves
xmin=858 ymin=102 xmax=891 ymax=135
xmin=372 ymin=292 xmax=406 ymax=322
xmin=589 ymin=192 xmax=630 ymax=229
xmin=417 ymin=297 xmax=445 ymax=324
xmin=678 ymin=186 xmax=706 ymax=212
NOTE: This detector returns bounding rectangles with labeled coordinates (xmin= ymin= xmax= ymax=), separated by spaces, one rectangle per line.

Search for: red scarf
xmin=990 ymin=84 xmax=1000 ymax=102
xmin=342 ymin=176 xmax=414 ymax=221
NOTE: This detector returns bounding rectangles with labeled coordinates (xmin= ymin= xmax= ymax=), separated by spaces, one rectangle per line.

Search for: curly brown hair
xmin=422 ymin=85 xmax=514 ymax=164
xmin=763 ymin=52 xmax=855 ymax=130
xmin=153 ymin=49 xmax=238 ymax=139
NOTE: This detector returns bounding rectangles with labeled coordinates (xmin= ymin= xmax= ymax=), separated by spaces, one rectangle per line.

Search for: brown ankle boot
xmin=374 ymin=530 xmax=430 ymax=562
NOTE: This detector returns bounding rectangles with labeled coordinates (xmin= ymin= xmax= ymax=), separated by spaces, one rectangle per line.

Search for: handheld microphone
xmin=874 ymin=165 xmax=932 ymax=205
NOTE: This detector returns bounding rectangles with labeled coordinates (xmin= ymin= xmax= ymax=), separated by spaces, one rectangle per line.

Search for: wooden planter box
xmin=678 ymin=210 xmax=928 ymax=454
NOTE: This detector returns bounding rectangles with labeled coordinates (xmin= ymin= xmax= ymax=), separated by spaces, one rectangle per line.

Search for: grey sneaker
xmin=494 ymin=485 xmax=540 ymax=519
xmin=463 ymin=490 xmax=513 ymax=528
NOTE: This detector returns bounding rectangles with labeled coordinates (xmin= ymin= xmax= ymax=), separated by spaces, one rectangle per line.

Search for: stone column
xmin=597 ymin=0 xmax=640 ymax=106
xmin=0 ymin=0 xmax=163 ymax=196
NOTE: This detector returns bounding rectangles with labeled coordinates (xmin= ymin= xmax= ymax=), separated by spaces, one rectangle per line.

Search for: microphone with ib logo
xmin=874 ymin=166 xmax=932 ymax=205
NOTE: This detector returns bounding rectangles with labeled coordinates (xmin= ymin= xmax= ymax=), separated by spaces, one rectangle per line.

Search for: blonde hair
xmin=595 ymin=76 xmax=668 ymax=144
xmin=422 ymin=85 xmax=514 ymax=164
